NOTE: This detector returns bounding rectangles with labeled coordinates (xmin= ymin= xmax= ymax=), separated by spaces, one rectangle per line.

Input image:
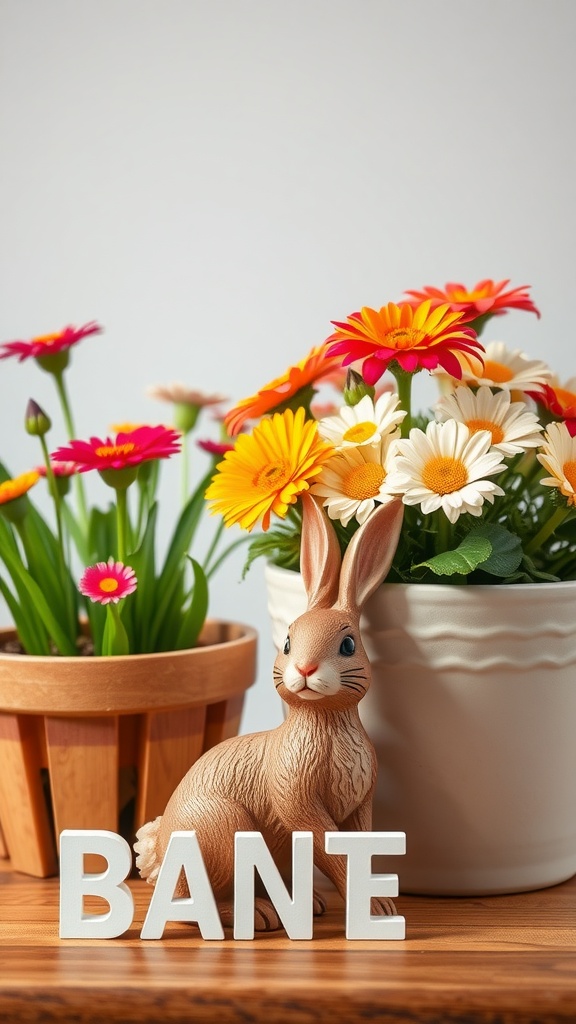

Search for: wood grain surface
xmin=0 ymin=856 xmax=575 ymax=1022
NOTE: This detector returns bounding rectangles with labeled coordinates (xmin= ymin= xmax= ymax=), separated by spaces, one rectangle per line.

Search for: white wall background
xmin=1 ymin=0 xmax=575 ymax=733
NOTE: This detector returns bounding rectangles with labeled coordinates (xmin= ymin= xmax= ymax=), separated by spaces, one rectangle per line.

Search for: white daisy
xmin=386 ymin=419 xmax=506 ymax=524
xmin=435 ymin=385 xmax=544 ymax=456
xmin=317 ymin=393 xmax=405 ymax=450
xmin=311 ymin=440 xmax=398 ymax=527
xmin=537 ymin=421 xmax=576 ymax=506
xmin=460 ymin=341 xmax=552 ymax=395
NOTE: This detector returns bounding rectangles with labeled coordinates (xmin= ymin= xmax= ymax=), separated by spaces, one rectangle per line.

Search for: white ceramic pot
xmin=265 ymin=564 xmax=576 ymax=895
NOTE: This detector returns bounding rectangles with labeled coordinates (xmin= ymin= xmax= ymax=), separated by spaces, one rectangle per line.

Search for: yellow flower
xmin=0 ymin=470 xmax=39 ymax=506
xmin=206 ymin=407 xmax=334 ymax=532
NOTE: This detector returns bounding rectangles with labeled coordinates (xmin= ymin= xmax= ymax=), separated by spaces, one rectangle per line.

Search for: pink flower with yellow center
xmin=0 ymin=322 xmax=102 ymax=362
xmin=0 ymin=470 xmax=39 ymax=506
xmin=224 ymin=344 xmax=345 ymax=437
xmin=326 ymin=301 xmax=483 ymax=385
xmin=78 ymin=558 xmax=137 ymax=605
xmin=197 ymin=438 xmax=235 ymax=456
xmin=403 ymin=280 xmax=540 ymax=321
xmin=36 ymin=461 xmax=78 ymax=479
xmin=52 ymin=425 xmax=181 ymax=472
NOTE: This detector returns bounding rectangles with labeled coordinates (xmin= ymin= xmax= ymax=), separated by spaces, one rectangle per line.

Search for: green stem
xmin=181 ymin=433 xmax=190 ymax=508
xmin=39 ymin=435 xmax=76 ymax=636
xmin=202 ymin=518 xmax=225 ymax=575
xmin=53 ymin=370 xmax=89 ymax=530
xmin=435 ymin=508 xmax=452 ymax=555
xmin=103 ymin=601 xmax=130 ymax=656
xmin=525 ymin=505 xmax=571 ymax=557
xmin=116 ymin=488 xmax=129 ymax=563
xmin=391 ymin=366 xmax=414 ymax=437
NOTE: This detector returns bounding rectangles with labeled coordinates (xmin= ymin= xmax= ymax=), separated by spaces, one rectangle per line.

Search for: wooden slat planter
xmin=0 ymin=620 xmax=257 ymax=877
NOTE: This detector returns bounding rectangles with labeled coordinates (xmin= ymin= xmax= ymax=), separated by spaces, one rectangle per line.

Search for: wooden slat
xmin=135 ymin=707 xmax=206 ymax=829
xmin=0 ymin=714 xmax=57 ymax=877
xmin=44 ymin=716 xmax=119 ymax=870
xmin=202 ymin=693 xmax=245 ymax=754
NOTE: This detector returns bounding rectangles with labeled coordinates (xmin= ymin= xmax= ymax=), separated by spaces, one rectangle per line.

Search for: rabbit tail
xmin=134 ymin=816 xmax=163 ymax=885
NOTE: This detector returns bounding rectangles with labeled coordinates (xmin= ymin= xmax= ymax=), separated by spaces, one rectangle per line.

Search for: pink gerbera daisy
xmin=403 ymin=280 xmax=540 ymax=322
xmin=0 ymin=322 xmax=102 ymax=362
xmin=78 ymin=558 xmax=137 ymax=605
xmin=52 ymin=425 xmax=181 ymax=472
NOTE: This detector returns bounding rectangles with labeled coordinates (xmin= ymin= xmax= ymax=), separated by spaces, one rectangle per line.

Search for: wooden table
xmin=1 ymin=855 xmax=575 ymax=1023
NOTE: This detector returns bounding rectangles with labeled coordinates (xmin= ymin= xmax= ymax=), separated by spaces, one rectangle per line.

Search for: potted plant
xmin=205 ymin=279 xmax=576 ymax=896
xmin=0 ymin=326 xmax=257 ymax=877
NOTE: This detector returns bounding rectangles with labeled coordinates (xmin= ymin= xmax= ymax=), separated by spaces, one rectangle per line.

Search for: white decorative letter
xmin=59 ymin=829 xmax=134 ymax=939
xmin=140 ymin=831 xmax=224 ymax=940
xmin=325 ymin=831 xmax=406 ymax=939
xmin=234 ymin=831 xmax=314 ymax=940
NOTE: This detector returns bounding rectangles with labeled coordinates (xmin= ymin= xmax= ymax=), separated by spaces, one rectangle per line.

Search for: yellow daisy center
xmin=342 ymin=421 xmax=376 ymax=443
xmin=422 ymin=455 xmax=468 ymax=495
xmin=253 ymin=461 xmax=290 ymax=491
xmin=387 ymin=327 xmax=426 ymax=351
xmin=95 ymin=443 xmax=136 ymax=459
xmin=466 ymin=418 xmax=504 ymax=445
xmin=32 ymin=333 xmax=60 ymax=347
xmin=99 ymin=578 xmax=119 ymax=593
xmin=482 ymin=360 xmax=514 ymax=384
xmin=343 ymin=463 xmax=385 ymax=500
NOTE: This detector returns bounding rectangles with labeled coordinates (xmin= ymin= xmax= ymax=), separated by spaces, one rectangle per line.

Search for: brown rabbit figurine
xmin=134 ymin=492 xmax=404 ymax=930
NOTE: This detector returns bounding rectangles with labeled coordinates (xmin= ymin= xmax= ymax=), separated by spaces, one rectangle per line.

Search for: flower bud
xmin=25 ymin=399 xmax=52 ymax=436
xmin=343 ymin=369 xmax=375 ymax=407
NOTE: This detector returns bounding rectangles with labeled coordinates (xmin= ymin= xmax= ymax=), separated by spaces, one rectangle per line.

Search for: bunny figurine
xmin=135 ymin=492 xmax=404 ymax=930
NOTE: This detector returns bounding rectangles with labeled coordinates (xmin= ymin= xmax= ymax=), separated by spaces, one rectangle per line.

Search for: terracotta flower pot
xmin=266 ymin=564 xmax=576 ymax=896
xmin=0 ymin=619 xmax=257 ymax=877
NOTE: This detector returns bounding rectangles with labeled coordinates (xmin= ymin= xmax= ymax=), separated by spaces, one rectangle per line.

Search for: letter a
xmin=140 ymin=831 xmax=224 ymax=940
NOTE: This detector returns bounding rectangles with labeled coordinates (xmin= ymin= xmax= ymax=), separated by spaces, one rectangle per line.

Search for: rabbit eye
xmin=339 ymin=635 xmax=355 ymax=656
xmin=283 ymin=636 xmax=290 ymax=655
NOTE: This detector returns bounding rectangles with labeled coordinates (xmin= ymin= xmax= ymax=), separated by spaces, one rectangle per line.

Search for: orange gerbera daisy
xmin=224 ymin=344 xmax=344 ymax=437
xmin=206 ymin=407 xmax=334 ymax=532
xmin=403 ymin=280 xmax=540 ymax=322
xmin=326 ymin=301 xmax=483 ymax=385
xmin=0 ymin=470 xmax=40 ymax=506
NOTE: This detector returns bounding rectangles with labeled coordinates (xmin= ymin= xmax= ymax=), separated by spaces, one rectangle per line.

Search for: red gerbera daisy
xmin=326 ymin=300 xmax=483 ymax=385
xmin=403 ymin=280 xmax=540 ymax=322
xmin=0 ymin=322 xmax=102 ymax=362
xmin=52 ymin=425 xmax=181 ymax=472
xmin=530 ymin=380 xmax=576 ymax=437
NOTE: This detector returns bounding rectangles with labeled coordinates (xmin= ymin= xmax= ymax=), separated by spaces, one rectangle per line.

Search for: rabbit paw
xmin=312 ymin=889 xmax=327 ymax=916
xmin=371 ymin=895 xmax=398 ymax=916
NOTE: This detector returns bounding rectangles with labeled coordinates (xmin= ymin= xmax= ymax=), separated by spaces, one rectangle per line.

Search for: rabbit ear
xmin=299 ymin=492 xmax=342 ymax=609
xmin=338 ymin=496 xmax=404 ymax=613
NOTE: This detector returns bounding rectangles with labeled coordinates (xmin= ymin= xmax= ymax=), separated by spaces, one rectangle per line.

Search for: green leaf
xmin=125 ymin=503 xmax=158 ymax=653
xmin=175 ymin=558 xmax=209 ymax=650
xmin=150 ymin=468 xmax=213 ymax=647
xmin=0 ymin=574 xmax=49 ymax=654
xmin=414 ymin=533 xmax=492 ymax=577
xmin=468 ymin=522 xmax=523 ymax=577
xmin=102 ymin=603 xmax=130 ymax=656
xmin=0 ymin=541 xmax=76 ymax=654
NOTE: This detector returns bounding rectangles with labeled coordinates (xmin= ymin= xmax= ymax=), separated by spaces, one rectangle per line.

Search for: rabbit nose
xmin=297 ymin=663 xmax=318 ymax=678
